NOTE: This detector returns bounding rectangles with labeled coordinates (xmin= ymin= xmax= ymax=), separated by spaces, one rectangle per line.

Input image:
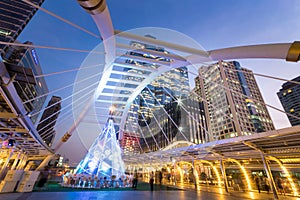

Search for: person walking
xmin=149 ymin=171 xmax=154 ymax=191
xmin=254 ymin=175 xmax=261 ymax=193
xmin=276 ymin=177 xmax=285 ymax=195
xmin=158 ymin=171 xmax=163 ymax=186
xmin=132 ymin=171 xmax=138 ymax=189
xmin=264 ymin=176 xmax=270 ymax=193
xmin=37 ymin=166 xmax=50 ymax=190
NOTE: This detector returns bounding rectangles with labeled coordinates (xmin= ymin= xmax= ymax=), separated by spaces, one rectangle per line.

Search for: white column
xmin=261 ymin=153 xmax=279 ymax=200
xmin=10 ymin=151 xmax=21 ymax=170
xmin=17 ymin=154 xmax=28 ymax=170
xmin=35 ymin=154 xmax=55 ymax=171
xmin=192 ymin=159 xmax=197 ymax=189
xmin=220 ymin=159 xmax=229 ymax=193
xmin=0 ymin=150 xmax=14 ymax=180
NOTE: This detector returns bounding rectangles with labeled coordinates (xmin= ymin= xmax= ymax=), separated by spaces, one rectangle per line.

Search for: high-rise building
xmin=121 ymin=38 xmax=204 ymax=153
xmin=0 ymin=1 xmax=47 ymax=124
xmin=277 ymin=75 xmax=300 ymax=126
xmin=0 ymin=0 xmax=45 ymax=56
xmin=136 ymin=91 xmax=207 ymax=151
xmin=3 ymin=41 xmax=48 ymax=124
xmin=196 ymin=60 xmax=274 ymax=141
xmin=182 ymin=89 xmax=208 ymax=144
xmin=37 ymin=96 xmax=62 ymax=147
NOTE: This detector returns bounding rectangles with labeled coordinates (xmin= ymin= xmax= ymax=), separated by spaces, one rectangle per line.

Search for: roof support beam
xmin=243 ymin=141 xmax=266 ymax=153
xmin=115 ymin=30 xmax=209 ymax=57
xmin=0 ymin=112 xmax=17 ymax=118
xmin=261 ymin=153 xmax=279 ymax=199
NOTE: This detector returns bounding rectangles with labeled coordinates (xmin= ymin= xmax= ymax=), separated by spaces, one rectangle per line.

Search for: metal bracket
xmin=286 ymin=41 xmax=300 ymax=62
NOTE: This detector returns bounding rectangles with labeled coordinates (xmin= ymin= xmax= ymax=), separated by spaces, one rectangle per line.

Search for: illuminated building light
xmin=195 ymin=160 xmax=221 ymax=187
xmin=194 ymin=169 xmax=199 ymax=185
xmin=270 ymin=157 xmax=298 ymax=196
xmin=249 ymin=191 xmax=255 ymax=199
xmin=0 ymin=29 xmax=11 ymax=36
xmin=229 ymin=159 xmax=252 ymax=191
xmin=177 ymin=98 xmax=182 ymax=105
xmin=179 ymin=161 xmax=200 ymax=185
xmin=176 ymin=165 xmax=184 ymax=183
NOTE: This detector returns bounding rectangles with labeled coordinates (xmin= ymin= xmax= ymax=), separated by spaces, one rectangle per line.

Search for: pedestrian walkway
xmin=0 ymin=190 xmax=277 ymax=200
xmin=1 ymin=189 xmax=299 ymax=200
xmin=167 ymin=182 xmax=300 ymax=200
xmin=0 ymin=181 xmax=299 ymax=200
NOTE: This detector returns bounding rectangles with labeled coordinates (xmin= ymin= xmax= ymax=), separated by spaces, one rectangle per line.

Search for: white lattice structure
xmin=75 ymin=118 xmax=125 ymax=178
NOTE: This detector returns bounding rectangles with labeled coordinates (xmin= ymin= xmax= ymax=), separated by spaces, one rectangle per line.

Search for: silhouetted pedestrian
xmin=37 ymin=167 xmax=50 ymax=190
xmin=263 ymin=177 xmax=270 ymax=193
xmin=254 ymin=175 xmax=261 ymax=193
xmin=276 ymin=177 xmax=285 ymax=195
xmin=158 ymin=171 xmax=163 ymax=186
xmin=149 ymin=172 xmax=154 ymax=191
xmin=132 ymin=171 xmax=138 ymax=189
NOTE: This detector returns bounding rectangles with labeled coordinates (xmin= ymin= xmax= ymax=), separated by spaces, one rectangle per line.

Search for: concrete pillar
xmin=0 ymin=150 xmax=14 ymax=180
xmin=220 ymin=159 xmax=229 ymax=193
xmin=192 ymin=159 xmax=197 ymax=189
xmin=24 ymin=161 xmax=34 ymax=171
xmin=35 ymin=154 xmax=55 ymax=171
xmin=15 ymin=154 xmax=25 ymax=170
xmin=142 ymin=163 xmax=144 ymax=176
xmin=173 ymin=161 xmax=177 ymax=185
xmin=261 ymin=153 xmax=279 ymax=200
xmin=17 ymin=154 xmax=28 ymax=170
xmin=10 ymin=152 xmax=21 ymax=170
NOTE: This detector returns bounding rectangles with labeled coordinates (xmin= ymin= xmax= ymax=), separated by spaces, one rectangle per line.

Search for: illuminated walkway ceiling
xmin=123 ymin=125 xmax=300 ymax=164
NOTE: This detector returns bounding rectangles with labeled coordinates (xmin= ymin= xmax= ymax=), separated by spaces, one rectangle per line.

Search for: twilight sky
xmin=18 ymin=0 xmax=300 ymax=164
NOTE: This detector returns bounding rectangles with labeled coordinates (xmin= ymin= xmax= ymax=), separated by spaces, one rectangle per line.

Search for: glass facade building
xmin=3 ymin=41 xmax=48 ymax=124
xmin=196 ymin=60 xmax=274 ymax=141
xmin=277 ymin=75 xmax=300 ymax=126
xmin=36 ymin=96 xmax=62 ymax=147
xmin=0 ymin=0 xmax=45 ymax=56
xmin=120 ymin=38 xmax=205 ymax=153
xmin=0 ymin=0 xmax=47 ymax=124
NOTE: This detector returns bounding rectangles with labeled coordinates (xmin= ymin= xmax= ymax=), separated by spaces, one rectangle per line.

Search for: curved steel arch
xmin=62 ymin=0 xmax=300 ymax=151
xmin=76 ymin=0 xmax=300 ymax=62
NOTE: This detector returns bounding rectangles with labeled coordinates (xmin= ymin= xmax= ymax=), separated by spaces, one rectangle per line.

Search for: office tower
xmin=182 ymin=88 xmax=208 ymax=144
xmin=3 ymin=41 xmax=48 ymax=124
xmin=0 ymin=0 xmax=45 ymax=56
xmin=121 ymin=38 xmax=205 ymax=153
xmin=37 ymin=96 xmax=61 ymax=147
xmin=137 ymin=89 xmax=208 ymax=152
xmin=196 ymin=60 xmax=274 ymax=141
xmin=277 ymin=75 xmax=300 ymax=126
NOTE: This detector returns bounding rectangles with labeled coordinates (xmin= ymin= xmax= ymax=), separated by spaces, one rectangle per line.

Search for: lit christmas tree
xmin=75 ymin=118 xmax=125 ymax=178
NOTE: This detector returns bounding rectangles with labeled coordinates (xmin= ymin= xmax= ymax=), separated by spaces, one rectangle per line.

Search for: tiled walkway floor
xmin=1 ymin=181 xmax=299 ymax=200
xmin=0 ymin=190 xmax=299 ymax=200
